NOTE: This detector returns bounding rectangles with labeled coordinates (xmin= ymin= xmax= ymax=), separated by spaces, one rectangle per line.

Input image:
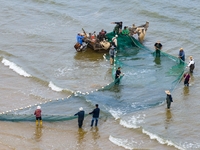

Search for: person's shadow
xmin=165 ymin=109 xmax=172 ymax=129
xmin=34 ymin=126 xmax=42 ymax=141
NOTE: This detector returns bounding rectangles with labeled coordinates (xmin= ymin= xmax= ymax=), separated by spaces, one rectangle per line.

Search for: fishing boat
xmin=74 ymin=21 xmax=149 ymax=52
xmin=74 ymin=28 xmax=111 ymax=52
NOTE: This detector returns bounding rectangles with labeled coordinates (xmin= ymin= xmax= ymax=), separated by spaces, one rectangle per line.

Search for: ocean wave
xmin=182 ymin=142 xmax=200 ymax=149
xmin=48 ymin=81 xmax=74 ymax=94
xmin=142 ymin=129 xmax=185 ymax=150
xmin=108 ymin=108 xmax=125 ymax=120
xmin=119 ymin=114 xmax=146 ymax=129
xmin=48 ymin=81 xmax=63 ymax=92
xmin=120 ymin=119 xmax=139 ymax=129
xmin=109 ymin=135 xmax=133 ymax=150
xmin=1 ymin=58 xmax=31 ymax=77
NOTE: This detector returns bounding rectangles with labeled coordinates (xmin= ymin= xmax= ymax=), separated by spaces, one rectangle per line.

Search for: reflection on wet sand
xmin=34 ymin=126 xmax=42 ymax=141
xmin=91 ymin=127 xmax=100 ymax=141
xmin=183 ymin=86 xmax=190 ymax=96
xmin=165 ymin=109 xmax=172 ymax=129
xmin=154 ymin=57 xmax=161 ymax=65
xmin=77 ymin=128 xmax=87 ymax=145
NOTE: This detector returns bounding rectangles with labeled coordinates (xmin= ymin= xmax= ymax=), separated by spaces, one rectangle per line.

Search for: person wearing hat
xmin=187 ymin=56 xmax=195 ymax=73
xmin=165 ymin=90 xmax=173 ymax=109
xmin=34 ymin=105 xmax=42 ymax=126
xmin=74 ymin=107 xmax=85 ymax=128
xmin=111 ymin=35 xmax=118 ymax=48
xmin=178 ymin=48 xmax=185 ymax=62
xmin=154 ymin=41 xmax=162 ymax=57
xmin=109 ymin=45 xmax=116 ymax=65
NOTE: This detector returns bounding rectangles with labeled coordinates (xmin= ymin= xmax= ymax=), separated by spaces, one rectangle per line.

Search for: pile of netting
xmin=0 ymin=32 xmax=187 ymax=122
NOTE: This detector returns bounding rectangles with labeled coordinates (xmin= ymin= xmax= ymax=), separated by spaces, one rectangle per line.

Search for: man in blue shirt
xmin=178 ymin=47 xmax=185 ymax=62
xmin=76 ymin=33 xmax=84 ymax=45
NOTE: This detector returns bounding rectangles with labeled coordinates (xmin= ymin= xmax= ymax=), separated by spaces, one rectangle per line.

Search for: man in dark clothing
xmin=109 ymin=45 xmax=116 ymax=65
xmin=74 ymin=107 xmax=85 ymax=128
xmin=165 ymin=90 xmax=173 ymax=109
xmin=89 ymin=104 xmax=100 ymax=127
xmin=178 ymin=48 xmax=185 ymax=62
xmin=154 ymin=41 xmax=162 ymax=57
xmin=115 ymin=67 xmax=122 ymax=84
xmin=111 ymin=21 xmax=123 ymax=34
xmin=183 ymin=73 xmax=190 ymax=86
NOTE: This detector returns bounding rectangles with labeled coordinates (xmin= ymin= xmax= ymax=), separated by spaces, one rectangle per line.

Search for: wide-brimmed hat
xmin=189 ymin=56 xmax=193 ymax=59
xmin=37 ymin=106 xmax=41 ymax=109
xmin=180 ymin=48 xmax=183 ymax=50
xmin=115 ymin=35 xmax=118 ymax=37
xmin=165 ymin=90 xmax=171 ymax=95
xmin=79 ymin=107 xmax=83 ymax=111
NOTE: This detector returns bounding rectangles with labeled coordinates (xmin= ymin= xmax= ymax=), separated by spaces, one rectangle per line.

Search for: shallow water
xmin=0 ymin=0 xmax=200 ymax=149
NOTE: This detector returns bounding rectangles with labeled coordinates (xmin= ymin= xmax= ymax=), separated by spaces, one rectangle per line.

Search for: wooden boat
xmin=84 ymin=38 xmax=111 ymax=52
xmin=79 ymin=28 xmax=111 ymax=52
xmin=74 ymin=21 xmax=149 ymax=52
xmin=74 ymin=42 xmax=87 ymax=52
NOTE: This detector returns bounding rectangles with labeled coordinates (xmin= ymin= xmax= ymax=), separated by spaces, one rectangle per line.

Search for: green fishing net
xmin=0 ymin=32 xmax=186 ymax=122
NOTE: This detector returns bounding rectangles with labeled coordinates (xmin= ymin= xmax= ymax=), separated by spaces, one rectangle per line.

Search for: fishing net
xmin=0 ymin=32 xmax=186 ymax=122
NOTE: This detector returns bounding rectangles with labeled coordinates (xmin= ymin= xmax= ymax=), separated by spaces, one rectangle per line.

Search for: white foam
xmin=48 ymin=81 xmax=63 ymax=92
xmin=109 ymin=135 xmax=133 ymax=150
xmin=142 ymin=129 xmax=184 ymax=150
xmin=109 ymin=108 xmax=124 ymax=120
xmin=182 ymin=142 xmax=200 ymax=149
xmin=120 ymin=119 xmax=139 ymax=129
xmin=120 ymin=113 xmax=146 ymax=129
xmin=120 ymin=115 xmax=143 ymax=129
xmin=2 ymin=58 xmax=31 ymax=77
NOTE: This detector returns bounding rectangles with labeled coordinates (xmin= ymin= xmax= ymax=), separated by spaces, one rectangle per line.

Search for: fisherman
xmin=115 ymin=67 xmax=122 ymax=84
xmin=90 ymin=31 xmax=96 ymax=43
xmin=122 ymin=26 xmax=130 ymax=36
xmin=187 ymin=56 xmax=195 ymax=73
xmin=154 ymin=41 xmax=162 ymax=57
xmin=89 ymin=104 xmax=100 ymax=127
xmin=165 ymin=90 xmax=173 ymax=109
xmin=109 ymin=45 xmax=116 ymax=65
xmin=111 ymin=21 xmax=123 ymax=34
xmin=183 ymin=73 xmax=190 ymax=86
xmin=111 ymin=35 xmax=118 ymax=48
xmin=74 ymin=107 xmax=85 ymax=128
xmin=77 ymin=33 xmax=84 ymax=46
xmin=178 ymin=48 xmax=185 ymax=62
xmin=34 ymin=105 xmax=42 ymax=126
xmin=98 ymin=29 xmax=107 ymax=41
xmin=132 ymin=31 xmax=138 ymax=39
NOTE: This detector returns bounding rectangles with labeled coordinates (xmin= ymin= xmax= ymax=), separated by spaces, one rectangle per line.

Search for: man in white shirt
xmin=187 ymin=56 xmax=195 ymax=73
xmin=112 ymin=35 xmax=118 ymax=48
